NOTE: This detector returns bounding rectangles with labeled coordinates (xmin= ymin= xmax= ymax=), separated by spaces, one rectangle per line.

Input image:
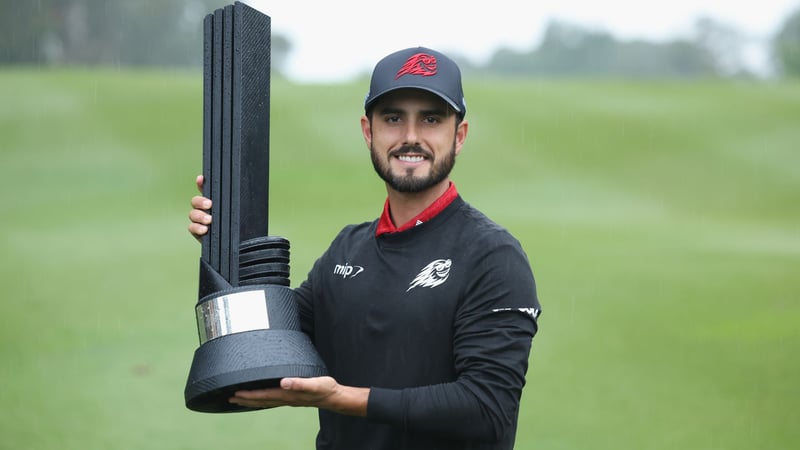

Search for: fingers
xmin=188 ymin=176 xmax=212 ymax=241
xmin=191 ymin=195 xmax=212 ymax=210
xmin=280 ymin=377 xmax=330 ymax=393
xmin=228 ymin=387 xmax=285 ymax=409
xmin=229 ymin=377 xmax=334 ymax=408
xmin=195 ymin=174 xmax=204 ymax=194
xmin=188 ymin=210 xmax=211 ymax=237
xmin=188 ymin=195 xmax=212 ymax=240
xmin=229 ymin=385 xmax=297 ymax=409
xmin=228 ymin=377 xmax=366 ymax=416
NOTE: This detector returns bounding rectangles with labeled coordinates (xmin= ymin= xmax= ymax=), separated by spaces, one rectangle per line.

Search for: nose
xmin=403 ymin=121 xmax=420 ymax=146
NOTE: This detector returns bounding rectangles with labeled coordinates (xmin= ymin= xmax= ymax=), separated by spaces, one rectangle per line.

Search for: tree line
xmin=0 ymin=0 xmax=291 ymax=72
xmin=2 ymin=0 xmax=799 ymax=78
xmin=459 ymin=12 xmax=800 ymax=79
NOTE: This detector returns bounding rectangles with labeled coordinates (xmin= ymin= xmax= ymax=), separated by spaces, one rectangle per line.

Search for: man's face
xmin=362 ymin=89 xmax=468 ymax=193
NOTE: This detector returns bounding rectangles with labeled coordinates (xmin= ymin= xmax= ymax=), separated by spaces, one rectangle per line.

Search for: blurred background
xmin=1 ymin=1 xmax=799 ymax=449
xmin=4 ymin=0 xmax=800 ymax=80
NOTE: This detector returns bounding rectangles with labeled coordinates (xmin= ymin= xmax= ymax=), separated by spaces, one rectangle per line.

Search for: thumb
xmin=280 ymin=378 xmax=298 ymax=390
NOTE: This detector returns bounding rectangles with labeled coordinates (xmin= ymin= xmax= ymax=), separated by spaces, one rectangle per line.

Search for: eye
xmin=422 ymin=115 xmax=440 ymax=124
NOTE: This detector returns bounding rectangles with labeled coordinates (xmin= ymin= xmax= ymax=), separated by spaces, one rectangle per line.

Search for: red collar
xmin=376 ymin=183 xmax=459 ymax=236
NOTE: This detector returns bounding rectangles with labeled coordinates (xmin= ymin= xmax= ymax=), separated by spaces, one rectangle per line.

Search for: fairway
xmin=1 ymin=68 xmax=798 ymax=449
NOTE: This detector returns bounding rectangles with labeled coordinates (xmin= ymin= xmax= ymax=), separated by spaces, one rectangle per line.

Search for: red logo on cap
xmin=395 ymin=53 xmax=437 ymax=79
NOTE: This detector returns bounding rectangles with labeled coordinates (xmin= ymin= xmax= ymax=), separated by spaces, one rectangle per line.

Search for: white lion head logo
xmin=407 ymin=259 xmax=452 ymax=292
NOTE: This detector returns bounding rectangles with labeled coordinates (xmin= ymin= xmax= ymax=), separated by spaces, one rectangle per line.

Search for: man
xmin=188 ymin=47 xmax=542 ymax=449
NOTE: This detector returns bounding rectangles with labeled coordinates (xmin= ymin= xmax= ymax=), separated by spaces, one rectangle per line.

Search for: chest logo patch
xmin=407 ymin=259 xmax=452 ymax=292
xmin=333 ymin=263 xmax=365 ymax=279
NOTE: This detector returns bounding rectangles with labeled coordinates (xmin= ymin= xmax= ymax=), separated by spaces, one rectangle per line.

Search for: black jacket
xmin=295 ymin=196 xmax=541 ymax=450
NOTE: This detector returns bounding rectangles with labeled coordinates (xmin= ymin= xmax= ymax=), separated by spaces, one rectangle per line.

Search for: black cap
xmin=364 ymin=47 xmax=466 ymax=118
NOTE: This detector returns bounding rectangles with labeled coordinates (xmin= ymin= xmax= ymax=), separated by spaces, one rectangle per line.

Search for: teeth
xmin=398 ymin=155 xmax=424 ymax=162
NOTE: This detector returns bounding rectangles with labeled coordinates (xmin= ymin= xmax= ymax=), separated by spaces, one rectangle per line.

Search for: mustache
xmin=389 ymin=145 xmax=433 ymax=158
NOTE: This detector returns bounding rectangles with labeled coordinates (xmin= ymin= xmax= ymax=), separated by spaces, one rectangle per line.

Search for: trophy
xmin=184 ymin=2 xmax=327 ymax=413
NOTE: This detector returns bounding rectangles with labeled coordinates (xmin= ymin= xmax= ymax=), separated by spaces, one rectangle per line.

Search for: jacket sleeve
xmin=293 ymin=254 xmax=324 ymax=340
xmin=366 ymin=239 xmax=541 ymax=442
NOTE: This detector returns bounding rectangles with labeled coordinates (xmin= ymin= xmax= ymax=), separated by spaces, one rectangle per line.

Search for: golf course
xmin=1 ymin=68 xmax=798 ymax=449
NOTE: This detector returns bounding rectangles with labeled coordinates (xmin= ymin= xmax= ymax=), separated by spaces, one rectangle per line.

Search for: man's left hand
xmin=229 ymin=376 xmax=369 ymax=416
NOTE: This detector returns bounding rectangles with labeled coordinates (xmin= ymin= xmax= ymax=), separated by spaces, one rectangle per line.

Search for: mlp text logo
xmin=333 ymin=263 xmax=364 ymax=279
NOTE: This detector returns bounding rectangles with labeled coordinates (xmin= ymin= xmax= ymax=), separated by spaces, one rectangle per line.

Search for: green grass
xmin=1 ymin=68 xmax=798 ymax=449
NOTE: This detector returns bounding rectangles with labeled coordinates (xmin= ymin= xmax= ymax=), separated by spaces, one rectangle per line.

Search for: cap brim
xmin=365 ymin=85 xmax=463 ymax=114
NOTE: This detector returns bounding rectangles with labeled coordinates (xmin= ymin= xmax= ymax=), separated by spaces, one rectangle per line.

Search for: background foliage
xmin=3 ymin=0 xmax=800 ymax=78
xmin=775 ymin=7 xmax=800 ymax=76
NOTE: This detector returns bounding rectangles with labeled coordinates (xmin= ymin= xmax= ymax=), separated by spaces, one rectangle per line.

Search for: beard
xmin=370 ymin=142 xmax=457 ymax=193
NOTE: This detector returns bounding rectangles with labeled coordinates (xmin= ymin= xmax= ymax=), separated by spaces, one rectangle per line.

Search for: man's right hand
xmin=188 ymin=175 xmax=212 ymax=241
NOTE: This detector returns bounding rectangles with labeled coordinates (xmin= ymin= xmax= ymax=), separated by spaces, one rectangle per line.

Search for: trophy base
xmin=185 ymin=328 xmax=328 ymax=413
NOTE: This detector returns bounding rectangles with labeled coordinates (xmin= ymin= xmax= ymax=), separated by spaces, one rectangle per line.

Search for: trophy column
xmin=184 ymin=2 xmax=327 ymax=414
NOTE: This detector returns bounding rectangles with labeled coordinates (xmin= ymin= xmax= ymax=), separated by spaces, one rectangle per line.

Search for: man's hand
xmin=229 ymin=376 xmax=369 ymax=417
xmin=188 ymin=175 xmax=213 ymax=241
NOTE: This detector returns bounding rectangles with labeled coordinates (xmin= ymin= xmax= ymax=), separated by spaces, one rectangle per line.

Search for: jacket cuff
xmin=366 ymin=387 xmax=403 ymax=423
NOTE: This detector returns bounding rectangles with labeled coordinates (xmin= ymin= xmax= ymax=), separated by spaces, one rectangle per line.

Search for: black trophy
xmin=184 ymin=2 xmax=327 ymax=413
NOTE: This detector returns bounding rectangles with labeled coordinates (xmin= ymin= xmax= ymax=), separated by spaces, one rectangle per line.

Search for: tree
xmin=483 ymin=19 xmax=719 ymax=78
xmin=692 ymin=16 xmax=748 ymax=76
xmin=0 ymin=0 xmax=291 ymax=73
xmin=0 ymin=1 xmax=57 ymax=64
xmin=774 ymin=7 xmax=800 ymax=77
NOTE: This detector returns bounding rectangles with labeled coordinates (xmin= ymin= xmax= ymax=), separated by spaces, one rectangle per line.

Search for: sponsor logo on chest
xmin=331 ymin=258 xmax=453 ymax=293
xmin=333 ymin=262 xmax=364 ymax=279
xmin=407 ymin=259 xmax=452 ymax=292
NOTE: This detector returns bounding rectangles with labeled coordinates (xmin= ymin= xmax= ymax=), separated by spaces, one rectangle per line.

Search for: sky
xmin=245 ymin=0 xmax=800 ymax=82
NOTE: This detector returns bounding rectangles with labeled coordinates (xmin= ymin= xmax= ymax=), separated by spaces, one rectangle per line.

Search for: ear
xmin=360 ymin=115 xmax=372 ymax=148
xmin=454 ymin=120 xmax=468 ymax=156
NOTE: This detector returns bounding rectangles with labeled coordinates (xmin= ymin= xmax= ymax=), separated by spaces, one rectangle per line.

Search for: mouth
xmin=397 ymin=154 xmax=426 ymax=163
xmin=390 ymin=146 xmax=431 ymax=165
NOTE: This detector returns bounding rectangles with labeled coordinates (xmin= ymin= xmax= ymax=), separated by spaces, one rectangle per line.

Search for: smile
xmin=397 ymin=155 xmax=425 ymax=163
